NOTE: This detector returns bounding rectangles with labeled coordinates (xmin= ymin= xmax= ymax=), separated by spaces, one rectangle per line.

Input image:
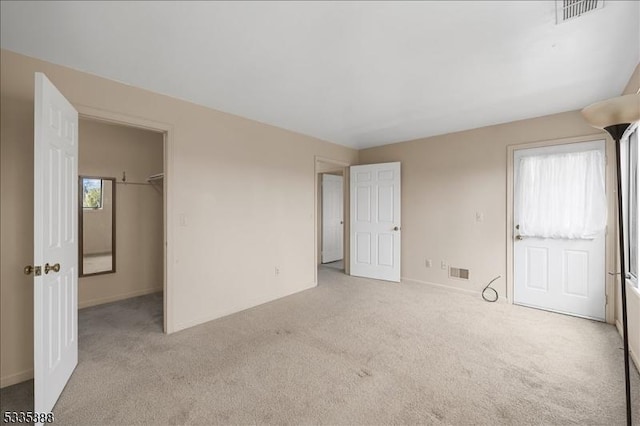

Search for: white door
xmin=33 ymin=72 xmax=78 ymax=415
xmin=513 ymin=141 xmax=606 ymax=320
xmin=322 ymin=174 xmax=344 ymax=263
xmin=350 ymin=162 xmax=401 ymax=282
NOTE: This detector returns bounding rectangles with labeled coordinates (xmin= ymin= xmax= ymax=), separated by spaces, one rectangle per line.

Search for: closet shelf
xmin=147 ymin=173 xmax=164 ymax=183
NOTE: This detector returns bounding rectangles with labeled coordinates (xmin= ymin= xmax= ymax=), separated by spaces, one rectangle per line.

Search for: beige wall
xmin=359 ymin=111 xmax=612 ymax=299
xmin=0 ymin=49 xmax=358 ymax=387
xmin=78 ymin=119 xmax=164 ymax=308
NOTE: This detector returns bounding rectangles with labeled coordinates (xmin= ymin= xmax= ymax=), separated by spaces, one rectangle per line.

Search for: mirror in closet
xmin=79 ymin=176 xmax=116 ymax=276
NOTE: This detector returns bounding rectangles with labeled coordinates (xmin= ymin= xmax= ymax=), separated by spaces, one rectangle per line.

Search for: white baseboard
xmin=615 ymin=319 xmax=640 ymax=371
xmin=401 ymin=277 xmax=508 ymax=302
xmin=0 ymin=369 xmax=33 ymax=389
xmin=173 ymin=281 xmax=317 ymax=333
xmin=79 ymin=287 xmax=162 ymax=309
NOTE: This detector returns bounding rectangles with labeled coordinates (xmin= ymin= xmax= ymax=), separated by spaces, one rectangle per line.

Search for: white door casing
xmin=34 ymin=72 xmax=78 ymax=415
xmin=322 ymin=174 xmax=344 ymax=263
xmin=513 ymin=140 xmax=606 ymax=321
xmin=350 ymin=162 xmax=401 ymax=282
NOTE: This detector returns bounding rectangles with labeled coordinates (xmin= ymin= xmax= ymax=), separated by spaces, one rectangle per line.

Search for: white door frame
xmin=321 ymin=173 xmax=344 ymax=264
xmin=506 ymin=134 xmax=617 ymax=324
xmin=74 ymin=104 xmax=175 ymax=333
xmin=314 ymin=156 xmax=350 ymax=284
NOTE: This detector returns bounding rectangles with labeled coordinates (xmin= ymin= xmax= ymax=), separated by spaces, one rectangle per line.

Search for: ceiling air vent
xmin=556 ymin=0 xmax=604 ymax=24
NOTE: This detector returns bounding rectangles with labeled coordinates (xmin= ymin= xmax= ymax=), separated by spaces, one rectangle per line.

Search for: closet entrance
xmin=78 ymin=117 xmax=165 ymax=329
xmin=316 ymin=157 xmax=350 ymax=277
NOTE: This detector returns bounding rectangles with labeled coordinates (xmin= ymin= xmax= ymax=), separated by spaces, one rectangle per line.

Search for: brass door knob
xmin=44 ymin=263 xmax=60 ymax=274
xmin=24 ymin=265 xmax=42 ymax=276
xmin=515 ymin=235 xmax=524 ymax=241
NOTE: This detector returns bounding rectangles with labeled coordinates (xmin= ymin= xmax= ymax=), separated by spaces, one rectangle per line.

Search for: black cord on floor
xmin=482 ymin=275 xmax=501 ymax=302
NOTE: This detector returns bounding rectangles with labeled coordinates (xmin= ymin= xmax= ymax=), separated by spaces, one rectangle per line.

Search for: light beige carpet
xmin=2 ymin=266 xmax=639 ymax=425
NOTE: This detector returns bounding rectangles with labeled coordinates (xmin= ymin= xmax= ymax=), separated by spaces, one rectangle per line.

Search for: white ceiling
xmin=1 ymin=1 xmax=638 ymax=149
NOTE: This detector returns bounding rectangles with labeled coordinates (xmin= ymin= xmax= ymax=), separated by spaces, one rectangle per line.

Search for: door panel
xmin=356 ymin=186 xmax=371 ymax=222
xmin=514 ymin=141 xmax=606 ymax=320
xmin=525 ymin=246 xmax=548 ymax=291
xmin=350 ymin=162 xmax=401 ymax=282
xmin=34 ymin=72 xmax=78 ymax=416
xmin=563 ymin=250 xmax=588 ymax=297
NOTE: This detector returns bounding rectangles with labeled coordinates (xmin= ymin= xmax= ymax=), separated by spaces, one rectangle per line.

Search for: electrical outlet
xmin=475 ymin=211 xmax=484 ymax=222
xmin=275 ymin=267 xmax=280 ymax=276
xmin=441 ymin=261 xmax=447 ymax=270
xmin=425 ymin=259 xmax=432 ymax=268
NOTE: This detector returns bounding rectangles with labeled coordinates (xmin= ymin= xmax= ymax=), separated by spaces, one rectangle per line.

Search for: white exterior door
xmin=34 ymin=72 xmax=78 ymax=415
xmin=513 ymin=141 xmax=606 ymax=321
xmin=322 ymin=174 xmax=344 ymax=263
xmin=350 ymin=162 xmax=401 ymax=282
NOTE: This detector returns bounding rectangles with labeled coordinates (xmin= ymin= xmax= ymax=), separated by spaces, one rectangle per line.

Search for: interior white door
xmin=34 ymin=72 xmax=78 ymax=416
xmin=350 ymin=162 xmax=401 ymax=282
xmin=513 ymin=140 xmax=606 ymax=320
xmin=322 ymin=174 xmax=344 ymax=263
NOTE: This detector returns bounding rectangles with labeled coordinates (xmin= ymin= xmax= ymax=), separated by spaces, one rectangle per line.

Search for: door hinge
xmin=605 ymin=295 xmax=608 ymax=305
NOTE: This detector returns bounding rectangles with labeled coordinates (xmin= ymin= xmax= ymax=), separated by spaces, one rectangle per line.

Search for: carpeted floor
xmin=2 ymin=266 xmax=639 ymax=425
xmin=322 ymin=259 xmax=344 ymax=271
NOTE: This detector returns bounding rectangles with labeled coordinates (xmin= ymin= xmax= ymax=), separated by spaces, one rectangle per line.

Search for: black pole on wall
xmin=606 ymin=122 xmax=632 ymax=426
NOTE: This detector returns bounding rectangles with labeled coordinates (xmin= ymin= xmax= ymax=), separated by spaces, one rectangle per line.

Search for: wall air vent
xmin=449 ymin=267 xmax=470 ymax=280
xmin=556 ymin=0 xmax=604 ymax=24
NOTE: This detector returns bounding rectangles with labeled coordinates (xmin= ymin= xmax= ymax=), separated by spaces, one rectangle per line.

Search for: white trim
xmin=78 ymin=288 xmax=162 ymax=310
xmin=0 ymin=369 xmax=34 ymax=389
xmin=621 ymin=122 xmax=639 ymax=287
xmin=314 ymin=155 xmax=351 ymax=286
xmin=506 ymin=133 xmax=616 ymax=324
xmin=616 ymin=319 xmax=640 ymax=371
xmin=75 ymin=104 xmax=175 ymax=333
xmin=621 ymin=121 xmax=639 ymax=144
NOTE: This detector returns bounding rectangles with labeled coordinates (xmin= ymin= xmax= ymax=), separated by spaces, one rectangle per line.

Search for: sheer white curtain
xmin=516 ymin=149 xmax=607 ymax=239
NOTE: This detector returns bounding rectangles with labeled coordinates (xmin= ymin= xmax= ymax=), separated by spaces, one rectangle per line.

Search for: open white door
xmin=33 ymin=73 xmax=78 ymax=416
xmin=322 ymin=174 xmax=344 ymax=263
xmin=513 ymin=140 xmax=606 ymax=320
xmin=350 ymin=162 xmax=401 ymax=282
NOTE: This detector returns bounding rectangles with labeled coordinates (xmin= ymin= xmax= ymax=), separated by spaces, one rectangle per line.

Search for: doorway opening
xmin=315 ymin=157 xmax=350 ymax=281
xmin=78 ymin=117 xmax=166 ymax=331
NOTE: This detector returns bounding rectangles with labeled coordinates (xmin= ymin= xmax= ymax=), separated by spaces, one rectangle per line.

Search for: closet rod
xmin=115 ymin=181 xmax=151 ymax=186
